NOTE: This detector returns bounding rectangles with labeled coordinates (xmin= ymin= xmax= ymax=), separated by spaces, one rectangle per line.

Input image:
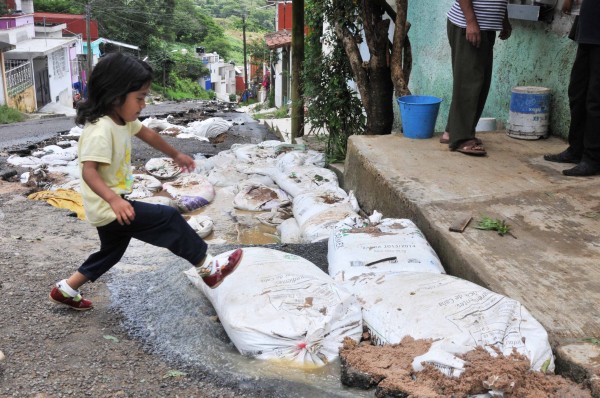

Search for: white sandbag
xmin=234 ymin=157 xmax=276 ymax=175
xmin=257 ymin=206 xmax=293 ymax=227
xmin=126 ymin=174 xmax=162 ymax=199
xmin=292 ymin=188 xmax=353 ymax=227
xmin=40 ymin=151 xmax=77 ymax=165
xmin=56 ymin=140 xmax=78 ymax=148
xmin=328 ymin=217 xmax=445 ymax=282
xmin=275 ymin=150 xmax=326 ymax=172
xmin=292 ymin=189 xmax=360 ymax=243
xmin=187 ymin=215 xmax=214 ymax=238
xmin=230 ymin=142 xmax=281 ymax=175
xmin=135 ymin=195 xmax=178 ymax=209
xmin=232 ymin=141 xmax=281 ymax=161
xmin=64 ymin=125 xmax=83 ymax=138
xmin=233 ymin=184 xmax=291 ymax=211
xmin=181 ymin=117 xmax=233 ymax=139
xmin=201 ymin=150 xmax=236 ymax=172
xmin=272 ymin=165 xmax=340 ymax=198
xmin=299 ymin=207 xmax=360 ymax=243
xmin=349 ymin=272 xmax=555 ymax=376
xmin=144 ymin=157 xmax=181 ymax=179
xmin=176 ymin=132 xmax=208 ymax=141
xmin=141 ymin=116 xmax=179 ymax=132
xmin=40 ymin=144 xmax=66 ymax=154
xmin=47 ymin=162 xmax=80 ymax=179
xmin=163 ymin=174 xmax=215 ymax=212
xmin=207 ymin=165 xmax=247 ymax=187
xmin=277 ymin=217 xmax=302 ymax=243
xmin=7 ymin=155 xmax=43 ymax=168
xmin=235 ymin=175 xmax=276 ymax=189
xmin=184 ymin=247 xmax=363 ymax=367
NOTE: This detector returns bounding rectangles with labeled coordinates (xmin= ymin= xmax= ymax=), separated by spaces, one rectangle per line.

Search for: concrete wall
xmin=404 ymin=1 xmax=577 ymax=138
xmin=7 ymin=84 xmax=35 ymax=112
xmin=48 ymin=47 xmax=72 ymax=107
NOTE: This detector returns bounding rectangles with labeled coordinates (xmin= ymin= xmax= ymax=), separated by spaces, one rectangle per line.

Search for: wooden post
xmin=85 ymin=3 xmax=93 ymax=81
xmin=243 ymin=14 xmax=248 ymax=93
xmin=291 ymin=0 xmax=304 ymax=141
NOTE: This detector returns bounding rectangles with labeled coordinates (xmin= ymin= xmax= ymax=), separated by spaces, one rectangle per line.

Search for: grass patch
xmin=0 ymin=105 xmax=25 ymax=124
xmin=253 ymin=105 xmax=289 ymax=120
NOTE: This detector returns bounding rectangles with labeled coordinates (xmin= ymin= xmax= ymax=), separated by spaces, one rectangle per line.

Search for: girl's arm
xmin=81 ymin=161 xmax=135 ymax=225
xmin=135 ymin=125 xmax=196 ymax=172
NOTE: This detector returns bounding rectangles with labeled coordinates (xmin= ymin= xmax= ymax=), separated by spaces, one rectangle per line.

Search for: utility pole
xmin=85 ymin=2 xmax=93 ymax=81
xmin=291 ymin=0 xmax=305 ymax=140
xmin=242 ymin=13 xmax=248 ymax=93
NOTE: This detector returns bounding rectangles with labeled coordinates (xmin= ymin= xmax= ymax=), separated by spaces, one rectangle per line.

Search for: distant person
xmin=544 ymin=0 xmax=600 ymax=176
xmin=49 ymin=53 xmax=243 ymax=311
xmin=441 ymin=0 xmax=512 ymax=156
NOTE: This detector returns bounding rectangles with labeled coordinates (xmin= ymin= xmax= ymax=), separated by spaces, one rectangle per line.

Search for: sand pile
xmin=340 ymin=336 xmax=592 ymax=398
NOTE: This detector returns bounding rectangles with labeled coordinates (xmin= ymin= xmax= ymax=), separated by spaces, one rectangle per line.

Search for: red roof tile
xmin=265 ymin=30 xmax=291 ymax=49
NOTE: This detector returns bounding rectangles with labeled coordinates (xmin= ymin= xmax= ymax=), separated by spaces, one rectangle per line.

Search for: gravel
xmin=0 ymin=101 xmax=278 ymax=397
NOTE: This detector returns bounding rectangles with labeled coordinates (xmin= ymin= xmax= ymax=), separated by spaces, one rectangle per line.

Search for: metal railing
xmin=5 ymin=59 xmax=33 ymax=97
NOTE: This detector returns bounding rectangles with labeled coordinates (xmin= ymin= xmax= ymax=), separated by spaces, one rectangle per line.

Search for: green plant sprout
xmin=475 ymin=216 xmax=513 ymax=237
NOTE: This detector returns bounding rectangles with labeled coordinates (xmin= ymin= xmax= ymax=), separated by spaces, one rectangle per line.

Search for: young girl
xmin=49 ymin=53 xmax=242 ymax=311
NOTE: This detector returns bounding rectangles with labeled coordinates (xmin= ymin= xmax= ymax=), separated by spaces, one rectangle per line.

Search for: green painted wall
xmin=399 ymin=1 xmax=577 ymax=138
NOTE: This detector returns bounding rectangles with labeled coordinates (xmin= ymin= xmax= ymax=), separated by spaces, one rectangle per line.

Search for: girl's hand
xmin=109 ymin=196 xmax=135 ymax=225
xmin=173 ymin=152 xmax=196 ymax=173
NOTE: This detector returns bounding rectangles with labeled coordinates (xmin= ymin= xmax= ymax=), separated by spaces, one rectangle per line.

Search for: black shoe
xmin=562 ymin=161 xmax=600 ymax=177
xmin=544 ymin=150 xmax=581 ymax=164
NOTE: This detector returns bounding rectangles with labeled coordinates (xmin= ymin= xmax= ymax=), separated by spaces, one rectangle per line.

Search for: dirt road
xmin=0 ymin=103 xmax=276 ymax=397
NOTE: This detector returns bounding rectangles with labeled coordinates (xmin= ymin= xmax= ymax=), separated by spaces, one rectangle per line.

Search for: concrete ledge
xmin=343 ymin=132 xmax=600 ymax=386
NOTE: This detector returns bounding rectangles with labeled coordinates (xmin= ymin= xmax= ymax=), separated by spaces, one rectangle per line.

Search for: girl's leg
xmin=65 ymin=271 xmax=89 ymax=291
xmin=128 ymin=201 xmax=208 ymax=264
xmin=77 ymin=223 xmax=132 ymax=282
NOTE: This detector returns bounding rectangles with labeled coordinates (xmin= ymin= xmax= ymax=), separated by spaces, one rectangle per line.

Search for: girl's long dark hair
xmin=75 ymin=53 xmax=153 ymax=126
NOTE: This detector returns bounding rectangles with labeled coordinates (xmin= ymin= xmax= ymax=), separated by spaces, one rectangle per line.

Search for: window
xmin=51 ymin=49 xmax=67 ymax=78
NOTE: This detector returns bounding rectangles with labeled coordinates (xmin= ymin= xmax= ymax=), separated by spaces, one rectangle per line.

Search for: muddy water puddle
xmin=181 ymin=186 xmax=280 ymax=245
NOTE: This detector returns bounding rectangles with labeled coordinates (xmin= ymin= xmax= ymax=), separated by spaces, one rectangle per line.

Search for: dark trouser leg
xmin=78 ymin=228 xmax=131 ymax=282
xmin=128 ymin=201 xmax=207 ymax=264
xmin=581 ymin=44 xmax=600 ymax=164
xmin=446 ymin=19 xmax=496 ymax=149
xmin=78 ymin=201 xmax=207 ymax=282
xmin=567 ymin=44 xmax=590 ymax=158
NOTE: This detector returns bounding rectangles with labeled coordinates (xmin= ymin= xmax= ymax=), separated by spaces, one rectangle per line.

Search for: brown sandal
xmin=455 ymin=139 xmax=486 ymax=156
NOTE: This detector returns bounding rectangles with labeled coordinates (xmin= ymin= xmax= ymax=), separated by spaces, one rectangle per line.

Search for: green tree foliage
xmin=35 ymin=0 xmax=227 ymax=55
xmin=303 ymin=0 xmax=365 ymax=163
xmin=196 ymin=0 xmax=275 ymax=32
xmin=32 ymin=0 xmax=84 ymax=13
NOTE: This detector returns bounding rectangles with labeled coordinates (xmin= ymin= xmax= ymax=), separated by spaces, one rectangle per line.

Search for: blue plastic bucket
xmin=397 ymin=95 xmax=443 ymax=139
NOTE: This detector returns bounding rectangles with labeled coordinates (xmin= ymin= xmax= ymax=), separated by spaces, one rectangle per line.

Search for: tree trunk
xmin=390 ymin=0 xmax=412 ymax=98
xmin=291 ymin=0 xmax=305 ymax=140
xmin=334 ymin=1 xmax=394 ymax=135
xmin=333 ymin=0 xmax=412 ymax=135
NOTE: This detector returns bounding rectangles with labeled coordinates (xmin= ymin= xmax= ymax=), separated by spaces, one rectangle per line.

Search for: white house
xmin=197 ymin=51 xmax=237 ymax=102
xmin=0 ymin=0 xmax=78 ymax=111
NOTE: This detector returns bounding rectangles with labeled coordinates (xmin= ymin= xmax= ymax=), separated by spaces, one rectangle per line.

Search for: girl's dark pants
xmin=78 ymin=201 xmax=207 ymax=282
xmin=446 ymin=19 xmax=496 ymax=149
